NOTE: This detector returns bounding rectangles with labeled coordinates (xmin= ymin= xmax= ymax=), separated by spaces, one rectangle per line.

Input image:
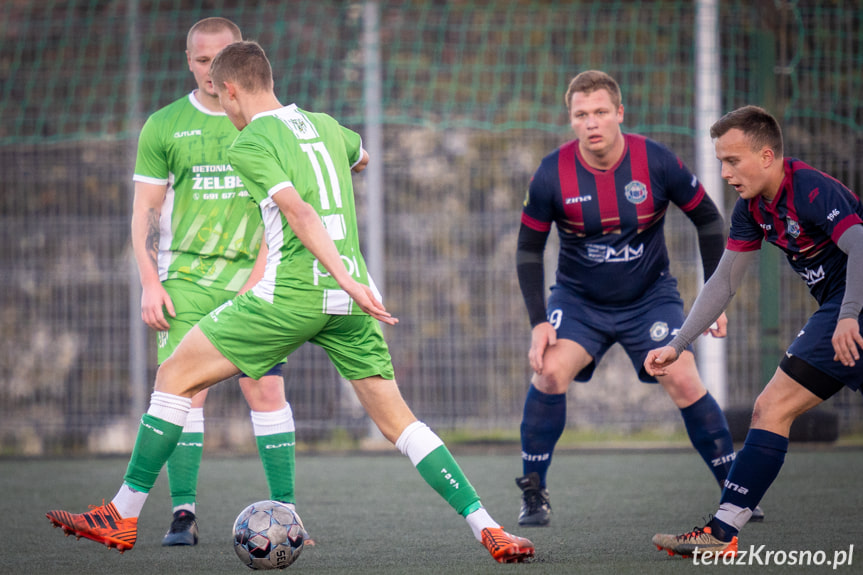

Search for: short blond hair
xmin=186 ymin=17 xmax=242 ymax=51
xmin=564 ymin=70 xmax=622 ymax=110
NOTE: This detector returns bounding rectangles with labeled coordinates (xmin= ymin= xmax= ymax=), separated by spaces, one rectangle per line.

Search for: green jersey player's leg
xmin=159 ymin=280 xmax=296 ymax=545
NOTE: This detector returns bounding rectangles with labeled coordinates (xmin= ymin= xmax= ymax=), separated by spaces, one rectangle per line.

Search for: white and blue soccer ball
xmin=233 ymin=500 xmax=305 ymax=570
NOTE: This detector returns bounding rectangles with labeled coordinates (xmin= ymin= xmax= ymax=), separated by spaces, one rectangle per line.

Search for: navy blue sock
xmin=706 ymin=516 xmax=737 ymax=542
xmin=520 ymin=384 xmax=566 ymax=487
xmin=720 ymin=428 xmax=788 ymax=518
xmin=680 ymin=392 xmax=735 ymax=487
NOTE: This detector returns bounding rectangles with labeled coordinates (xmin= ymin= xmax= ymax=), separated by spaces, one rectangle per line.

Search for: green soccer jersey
xmin=133 ymin=92 xmax=263 ymax=292
xmin=227 ymin=104 xmax=375 ymax=315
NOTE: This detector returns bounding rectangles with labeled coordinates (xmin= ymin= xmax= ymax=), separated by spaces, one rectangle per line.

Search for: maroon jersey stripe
xmin=557 ymin=140 xmax=584 ymax=233
xmin=627 ymin=135 xmax=657 ymax=231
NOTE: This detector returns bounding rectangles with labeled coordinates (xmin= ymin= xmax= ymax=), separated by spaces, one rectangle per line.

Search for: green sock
xmin=256 ymin=431 xmax=296 ymax=503
xmin=123 ymin=414 xmax=184 ymax=493
xmin=166 ymin=431 xmax=203 ymax=508
xmin=415 ymin=445 xmax=481 ymax=516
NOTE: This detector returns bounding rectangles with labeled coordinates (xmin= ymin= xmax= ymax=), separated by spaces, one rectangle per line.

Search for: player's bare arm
xmin=272 ymin=185 xmax=397 ymax=325
xmin=131 ymin=181 xmax=175 ymax=330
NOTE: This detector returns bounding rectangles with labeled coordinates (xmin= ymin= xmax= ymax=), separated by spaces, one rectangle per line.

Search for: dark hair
xmin=564 ymin=70 xmax=622 ymax=110
xmin=186 ymin=17 xmax=242 ymax=51
xmin=710 ymin=105 xmax=783 ymax=157
xmin=210 ymin=41 xmax=273 ymax=93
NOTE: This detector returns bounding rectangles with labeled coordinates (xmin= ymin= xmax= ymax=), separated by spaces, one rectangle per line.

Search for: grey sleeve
xmin=667 ymin=249 xmax=758 ymax=355
xmin=836 ymin=223 xmax=863 ymax=321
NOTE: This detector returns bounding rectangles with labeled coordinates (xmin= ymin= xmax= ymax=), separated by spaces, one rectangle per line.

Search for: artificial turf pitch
xmin=3 ymin=447 xmax=860 ymax=574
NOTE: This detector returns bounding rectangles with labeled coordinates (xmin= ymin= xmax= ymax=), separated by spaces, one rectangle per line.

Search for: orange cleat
xmin=481 ymin=526 xmax=535 ymax=563
xmin=47 ymin=502 xmax=137 ymax=553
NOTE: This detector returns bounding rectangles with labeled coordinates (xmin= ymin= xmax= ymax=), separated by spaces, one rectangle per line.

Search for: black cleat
xmin=515 ymin=472 xmax=551 ymax=527
xmin=749 ymin=505 xmax=765 ymax=522
xmin=161 ymin=509 xmax=199 ymax=546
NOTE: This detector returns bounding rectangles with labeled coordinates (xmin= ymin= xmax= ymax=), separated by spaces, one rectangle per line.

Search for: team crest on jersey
xmin=786 ymin=218 xmax=801 ymax=238
xmin=281 ymin=109 xmax=320 ymax=140
xmin=649 ymin=321 xmax=669 ymax=342
xmin=624 ymin=180 xmax=648 ymax=204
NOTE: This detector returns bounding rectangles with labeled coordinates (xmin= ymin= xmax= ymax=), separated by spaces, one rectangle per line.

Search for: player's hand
xmin=345 ymin=280 xmax=398 ymax=326
xmin=140 ymin=282 xmax=175 ymax=331
xmin=529 ymin=322 xmax=557 ymax=374
xmin=644 ymin=346 xmax=679 ymax=377
xmin=704 ymin=312 xmax=728 ymax=338
xmin=832 ymin=317 xmax=863 ymax=367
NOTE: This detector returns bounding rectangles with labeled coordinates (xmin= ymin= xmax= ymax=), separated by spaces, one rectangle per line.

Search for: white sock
xmin=465 ymin=507 xmax=498 ymax=542
xmin=394 ymin=421 xmax=443 ymax=465
xmin=182 ymin=408 xmax=204 ymax=434
xmin=147 ymin=391 xmax=192 ymax=427
xmin=250 ymin=403 xmax=294 ymax=436
xmin=715 ymin=502 xmax=753 ymax=531
xmin=111 ymin=484 xmax=149 ymax=519
xmin=173 ymin=503 xmax=196 ymax=514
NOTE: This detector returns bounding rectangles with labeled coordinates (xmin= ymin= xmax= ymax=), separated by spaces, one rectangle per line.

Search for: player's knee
xmin=658 ymin=368 xmax=705 ymax=403
xmin=750 ymin=390 xmax=792 ymax=430
xmin=533 ymin=369 xmax=571 ymax=394
xmin=259 ymin=376 xmax=287 ymax=401
xmin=154 ymin=358 xmax=196 ymax=397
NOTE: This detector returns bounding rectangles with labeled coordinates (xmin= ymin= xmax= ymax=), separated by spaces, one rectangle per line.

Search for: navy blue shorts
xmin=546 ymin=272 xmax=692 ymax=383
xmin=783 ymin=294 xmax=863 ymax=395
xmin=240 ymin=362 xmax=286 ymax=379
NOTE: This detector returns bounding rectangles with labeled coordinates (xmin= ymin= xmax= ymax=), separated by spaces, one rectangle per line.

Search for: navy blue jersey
xmin=727 ymin=158 xmax=863 ymax=305
xmin=521 ymin=134 xmax=709 ymax=304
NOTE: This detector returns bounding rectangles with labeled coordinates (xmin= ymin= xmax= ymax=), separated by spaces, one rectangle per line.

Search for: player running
xmin=648 ymin=105 xmax=863 ymax=557
xmin=47 ymin=41 xmax=534 ymax=564
xmin=514 ymin=70 xmax=748 ymax=526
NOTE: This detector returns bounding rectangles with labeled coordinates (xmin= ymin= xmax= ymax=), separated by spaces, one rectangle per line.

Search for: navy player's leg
xmin=522 ymin=289 xmax=611 ymax=484
xmin=704 ymin=368 xmax=824 ymax=543
xmin=618 ymin=284 xmax=735 ymax=487
xmin=522 ymin=338 xmax=589 ymax=480
xmin=659 ymin=304 xmax=855 ymax=550
xmin=653 ymin=364 xmax=842 ymax=555
xmin=785 ymin=297 xmax=863 ymax=392
xmin=517 ymin=290 xmax=613 ymax=526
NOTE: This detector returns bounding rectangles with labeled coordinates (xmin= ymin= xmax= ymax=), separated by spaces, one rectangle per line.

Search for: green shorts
xmin=158 ymin=280 xmax=233 ymax=364
xmin=198 ymin=290 xmax=394 ymax=381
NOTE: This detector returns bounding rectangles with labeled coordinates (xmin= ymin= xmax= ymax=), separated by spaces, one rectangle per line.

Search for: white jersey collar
xmin=251 ymin=103 xmax=298 ymax=123
xmin=187 ymin=91 xmax=228 ymax=116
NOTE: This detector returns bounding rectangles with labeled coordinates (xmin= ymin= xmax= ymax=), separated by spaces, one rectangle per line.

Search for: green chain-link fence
xmin=1 ymin=0 xmax=861 ymax=455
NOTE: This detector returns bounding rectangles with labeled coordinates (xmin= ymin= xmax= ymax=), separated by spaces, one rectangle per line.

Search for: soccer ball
xmin=233 ymin=500 xmax=306 ymax=570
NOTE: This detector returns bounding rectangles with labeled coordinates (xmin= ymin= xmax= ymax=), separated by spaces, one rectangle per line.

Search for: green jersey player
xmin=129 ymin=18 xmax=298 ymax=546
xmin=46 ymin=40 xmax=535 ymax=564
